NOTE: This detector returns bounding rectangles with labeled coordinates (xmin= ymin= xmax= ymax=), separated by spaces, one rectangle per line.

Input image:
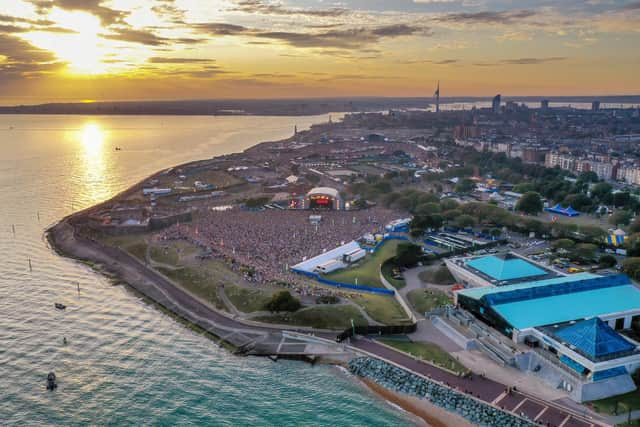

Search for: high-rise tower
xmin=434 ymin=81 xmax=440 ymax=113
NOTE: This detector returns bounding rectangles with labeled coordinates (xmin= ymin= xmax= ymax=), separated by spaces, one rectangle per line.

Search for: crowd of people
xmin=157 ymin=207 xmax=398 ymax=290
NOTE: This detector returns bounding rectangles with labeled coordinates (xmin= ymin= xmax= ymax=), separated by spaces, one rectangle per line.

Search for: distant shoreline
xmin=2 ymin=95 xmax=639 ymax=116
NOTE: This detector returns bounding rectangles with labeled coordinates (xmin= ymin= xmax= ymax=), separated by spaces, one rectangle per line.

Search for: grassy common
xmin=325 ymin=240 xmax=402 ymax=289
xmin=589 ymin=389 xmax=640 ymax=416
xmin=378 ymin=339 xmax=468 ymax=375
xmin=255 ymin=305 xmax=368 ymax=330
xmin=407 ymin=289 xmax=452 ymax=314
xmin=350 ymin=293 xmax=411 ymax=325
xmin=418 ymin=265 xmax=455 ymax=285
xmin=156 ymin=266 xmax=226 ymax=311
xmin=224 ymin=284 xmax=272 ymax=313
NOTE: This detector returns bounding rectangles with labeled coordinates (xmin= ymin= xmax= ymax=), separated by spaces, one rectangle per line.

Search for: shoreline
xmin=360 ymin=378 xmax=473 ymax=427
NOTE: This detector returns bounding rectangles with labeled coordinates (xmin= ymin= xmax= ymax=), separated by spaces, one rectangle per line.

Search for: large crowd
xmin=157 ymin=207 xmax=399 ymax=290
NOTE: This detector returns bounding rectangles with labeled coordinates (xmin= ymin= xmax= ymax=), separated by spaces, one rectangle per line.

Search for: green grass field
xmin=378 ymin=339 xmax=468 ymax=374
xmin=407 ymin=289 xmax=452 ymax=314
xmin=381 ymin=260 xmax=406 ymax=290
xmin=148 ymin=241 xmax=198 ymax=266
xmin=255 ymin=305 xmax=368 ymax=330
xmin=156 ymin=266 xmax=226 ymax=311
xmin=102 ymin=234 xmax=148 ymax=261
xmin=350 ymin=293 xmax=411 ymax=325
xmin=223 ymin=284 xmax=272 ymax=313
xmin=589 ymin=389 xmax=640 ymax=416
xmin=418 ymin=266 xmax=455 ymax=285
xmin=325 ymin=240 xmax=401 ymax=289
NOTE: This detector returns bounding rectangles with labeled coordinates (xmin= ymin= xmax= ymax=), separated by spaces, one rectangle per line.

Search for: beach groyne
xmin=349 ymin=357 xmax=535 ymax=427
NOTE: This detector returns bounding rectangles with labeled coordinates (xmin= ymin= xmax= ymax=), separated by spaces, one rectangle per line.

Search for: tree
xmin=622 ymin=258 xmax=640 ymax=281
xmin=440 ymin=198 xmax=459 ymax=211
xmin=563 ymin=193 xmax=592 ymax=212
xmin=598 ymin=254 xmax=617 ymax=268
xmin=395 ymin=242 xmax=423 ymax=268
xmin=410 ymin=214 xmax=443 ymax=237
xmin=612 ymin=192 xmax=631 ymax=208
xmin=414 ymin=202 xmax=441 ymax=216
xmin=455 ymin=178 xmax=476 ymax=194
xmin=625 ymin=234 xmax=640 ymax=257
xmin=571 ymin=243 xmax=597 ymax=262
xmin=578 ymin=171 xmax=599 ymax=183
xmin=552 ymin=238 xmax=576 ymax=251
xmin=265 ymin=291 xmax=301 ymax=313
xmin=513 ymin=182 xmax=535 ymax=193
xmin=591 ymin=182 xmax=613 ymax=201
xmin=609 ymin=210 xmax=632 ymax=226
xmin=516 ymin=192 xmax=543 ymax=215
xmin=454 ymin=214 xmax=476 ymax=230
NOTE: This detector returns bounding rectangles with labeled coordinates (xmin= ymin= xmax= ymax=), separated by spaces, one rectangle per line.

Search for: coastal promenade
xmin=351 ymin=337 xmax=606 ymax=427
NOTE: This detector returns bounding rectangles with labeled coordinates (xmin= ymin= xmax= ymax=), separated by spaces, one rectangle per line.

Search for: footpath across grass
xmin=350 ymin=293 xmax=411 ymax=325
xmin=378 ymin=339 xmax=468 ymax=375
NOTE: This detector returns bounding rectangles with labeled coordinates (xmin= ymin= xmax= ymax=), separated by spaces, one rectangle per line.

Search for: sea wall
xmin=348 ymin=357 xmax=535 ymax=427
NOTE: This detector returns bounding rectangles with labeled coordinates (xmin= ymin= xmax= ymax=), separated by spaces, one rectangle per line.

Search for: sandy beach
xmin=361 ymin=378 xmax=474 ymax=427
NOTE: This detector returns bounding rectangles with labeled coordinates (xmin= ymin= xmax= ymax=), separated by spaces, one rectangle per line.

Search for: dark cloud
xmin=474 ymin=57 xmax=567 ymax=66
xmin=231 ymin=0 xmax=349 ymax=17
xmin=435 ymin=10 xmax=536 ymax=25
xmin=148 ymin=57 xmax=214 ymax=63
xmin=193 ymin=23 xmax=249 ymax=36
xmin=194 ymin=21 xmax=428 ymax=49
xmin=0 ymin=13 xmax=77 ymax=34
xmin=151 ymin=1 xmax=187 ymax=24
xmin=0 ymin=34 xmax=64 ymax=82
xmin=28 ymin=0 xmax=128 ymax=25
xmin=253 ymin=24 xmax=430 ymax=49
xmin=102 ymin=28 xmax=169 ymax=46
xmin=402 ymin=59 xmax=458 ymax=65
xmin=621 ymin=1 xmax=640 ymax=10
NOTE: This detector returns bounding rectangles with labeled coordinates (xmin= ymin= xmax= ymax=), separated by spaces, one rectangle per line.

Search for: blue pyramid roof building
xmin=555 ymin=318 xmax=636 ymax=360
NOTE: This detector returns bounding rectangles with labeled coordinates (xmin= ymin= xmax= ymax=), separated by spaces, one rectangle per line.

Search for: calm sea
xmin=0 ymin=115 xmax=414 ymax=426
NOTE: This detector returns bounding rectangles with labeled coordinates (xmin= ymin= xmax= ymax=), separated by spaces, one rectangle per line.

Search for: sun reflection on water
xmin=78 ymin=122 xmax=111 ymax=206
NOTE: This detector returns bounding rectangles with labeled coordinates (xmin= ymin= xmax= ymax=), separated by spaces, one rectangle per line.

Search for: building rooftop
xmin=457 ymin=272 xmax=598 ymax=301
xmin=551 ymin=318 xmax=636 ymax=361
xmin=464 ymin=254 xmax=548 ymax=282
xmin=493 ymin=284 xmax=640 ymax=330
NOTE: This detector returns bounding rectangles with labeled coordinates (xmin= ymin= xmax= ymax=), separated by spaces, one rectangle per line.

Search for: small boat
xmin=115 ymin=146 xmax=122 ymax=151
xmin=46 ymin=372 xmax=57 ymax=390
xmin=54 ymin=303 xmax=66 ymax=310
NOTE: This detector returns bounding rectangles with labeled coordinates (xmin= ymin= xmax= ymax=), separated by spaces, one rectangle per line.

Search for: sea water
xmin=0 ymin=115 xmax=414 ymax=426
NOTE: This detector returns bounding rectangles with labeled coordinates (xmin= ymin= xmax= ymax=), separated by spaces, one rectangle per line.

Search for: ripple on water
xmin=0 ymin=115 xmax=414 ymax=427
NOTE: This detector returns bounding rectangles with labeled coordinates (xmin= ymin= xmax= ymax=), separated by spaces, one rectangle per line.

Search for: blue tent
xmin=545 ymin=203 xmax=580 ymax=217
xmin=554 ymin=318 xmax=635 ymax=360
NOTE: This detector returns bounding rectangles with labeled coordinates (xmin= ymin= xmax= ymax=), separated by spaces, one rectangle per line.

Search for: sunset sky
xmin=1 ymin=0 xmax=639 ymax=104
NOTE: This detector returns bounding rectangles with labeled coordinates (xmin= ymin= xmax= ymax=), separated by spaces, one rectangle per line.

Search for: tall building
xmin=434 ymin=81 xmax=440 ymax=113
xmin=540 ymin=99 xmax=549 ymax=110
xmin=592 ymin=101 xmax=601 ymax=112
xmin=492 ymin=94 xmax=501 ymax=113
xmin=453 ymin=125 xmax=480 ymax=139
